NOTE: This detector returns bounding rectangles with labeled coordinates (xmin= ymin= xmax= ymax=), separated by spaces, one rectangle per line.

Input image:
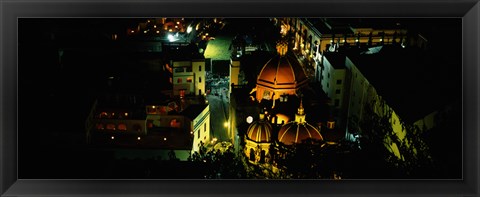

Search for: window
xmin=249 ymin=148 xmax=255 ymax=161
xmin=199 ymin=66 xmax=202 ymax=71
xmin=336 ymin=79 xmax=342 ymax=84
xmin=147 ymin=121 xmax=153 ymax=128
xmin=99 ymin=112 xmax=109 ymax=118
xmin=204 ymin=123 xmax=206 ymax=132
xmin=177 ymin=78 xmax=182 ymax=83
xmin=327 ymin=83 xmax=329 ymax=88
xmin=328 ymin=73 xmax=330 ymax=78
xmin=198 ymin=129 xmax=200 ymax=139
xmin=335 ymin=89 xmax=341 ymax=94
xmin=199 ymin=77 xmax=202 ymax=83
xmin=174 ymin=68 xmax=184 ymax=73
xmin=117 ymin=123 xmax=127 ymax=131
xmin=334 ymin=99 xmax=340 ymax=107
xmin=179 ymin=89 xmax=185 ymax=97
xmin=170 ymin=119 xmax=181 ymax=128
xmin=186 ymin=78 xmax=192 ymax=83
xmin=260 ymin=150 xmax=266 ymax=163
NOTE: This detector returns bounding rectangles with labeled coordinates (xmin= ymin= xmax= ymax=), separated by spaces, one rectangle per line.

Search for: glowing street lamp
xmin=246 ymin=116 xmax=253 ymax=124
xmin=187 ymin=26 xmax=192 ymax=33
xmin=223 ymin=121 xmax=229 ymax=128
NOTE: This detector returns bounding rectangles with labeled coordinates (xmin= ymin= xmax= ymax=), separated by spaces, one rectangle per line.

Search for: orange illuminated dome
xmin=278 ymin=100 xmax=323 ymax=145
xmin=246 ymin=113 xmax=273 ymax=143
xmin=254 ymin=40 xmax=308 ymax=105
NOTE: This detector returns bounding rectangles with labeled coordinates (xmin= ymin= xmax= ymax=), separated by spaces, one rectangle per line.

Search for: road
xmin=207 ymin=85 xmax=230 ymax=142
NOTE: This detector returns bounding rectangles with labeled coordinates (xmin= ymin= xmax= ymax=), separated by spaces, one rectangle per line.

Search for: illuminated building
xmin=172 ymin=59 xmax=206 ymax=97
xmin=277 ymin=100 xmax=323 ymax=145
xmin=244 ymin=111 xmax=273 ymax=164
xmin=251 ymin=40 xmax=308 ymax=108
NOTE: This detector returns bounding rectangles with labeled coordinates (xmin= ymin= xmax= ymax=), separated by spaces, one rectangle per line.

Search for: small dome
xmin=278 ymin=122 xmax=323 ymax=145
xmin=246 ymin=118 xmax=273 ymax=143
xmin=277 ymin=99 xmax=323 ymax=145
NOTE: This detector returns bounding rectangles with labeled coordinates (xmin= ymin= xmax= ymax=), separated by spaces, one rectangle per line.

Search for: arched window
xmin=99 ymin=112 xmax=108 ymax=118
xmin=117 ymin=123 xmax=127 ymax=131
xmin=260 ymin=150 xmax=266 ymax=163
xmin=170 ymin=119 xmax=181 ymax=128
xmin=249 ymin=148 xmax=255 ymax=161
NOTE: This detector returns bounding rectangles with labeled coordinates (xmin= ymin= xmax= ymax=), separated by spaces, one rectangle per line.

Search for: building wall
xmin=229 ymin=59 xmax=240 ymax=95
xmin=283 ymin=18 xmax=408 ymax=63
xmin=244 ymin=139 xmax=271 ymax=164
xmin=344 ymin=57 xmax=408 ymax=159
xmin=91 ymin=119 xmax=147 ymax=142
xmin=192 ymin=105 xmax=211 ymax=153
xmin=192 ymin=60 xmax=206 ymax=96
xmin=172 ymin=59 xmax=206 ymax=96
xmin=146 ymin=114 xmax=186 ymax=129
xmin=320 ymin=56 xmax=347 ymax=110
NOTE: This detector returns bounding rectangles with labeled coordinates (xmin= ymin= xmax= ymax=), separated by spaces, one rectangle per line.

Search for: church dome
xmin=278 ymin=122 xmax=323 ymax=145
xmin=246 ymin=114 xmax=273 ymax=143
xmin=254 ymin=40 xmax=309 ymax=104
xmin=257 ymin=54 xmax=308 ymax=90
xmin=277 ymin=100 xmax=323 ymax=145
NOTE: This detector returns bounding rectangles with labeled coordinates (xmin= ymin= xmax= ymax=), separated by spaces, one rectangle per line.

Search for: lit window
xmin=99 ymin=112 xmax=108 ymax=118
xmin=179 ymin=89 xmax=186 ymax=97
xmin=118 ymin=124 xmax=127 ymax=131
xmin=186 ymin=78 xmax=192 ymax=83
xmin=327 ymin=121 xmax=335 ymax=129
xmin=170 ymin=119 xmax=181 ymax=128
xmin=147 ymin=122 xmax=153 ymax=128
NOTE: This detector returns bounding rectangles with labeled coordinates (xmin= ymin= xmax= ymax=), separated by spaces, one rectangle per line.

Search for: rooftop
xmin=180 ymin=104 xmax=208 ymax=120
xmin=323 ymin=52 xmax=347 ymax=69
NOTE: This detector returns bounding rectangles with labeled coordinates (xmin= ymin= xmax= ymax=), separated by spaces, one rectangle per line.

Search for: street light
xmin=224 ymin=122 xmax=229 ymax=128
xmin=246 ymin=116 xmax=253 ymax=124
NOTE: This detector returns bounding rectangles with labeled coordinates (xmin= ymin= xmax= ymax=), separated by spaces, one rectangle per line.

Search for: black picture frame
xmin=1 ymin=0 xmax=479 ymax=196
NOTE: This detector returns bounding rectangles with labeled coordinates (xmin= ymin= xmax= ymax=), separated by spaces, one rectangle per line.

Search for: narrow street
xmin=206 ymin=87 xmax=229 ymax=142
